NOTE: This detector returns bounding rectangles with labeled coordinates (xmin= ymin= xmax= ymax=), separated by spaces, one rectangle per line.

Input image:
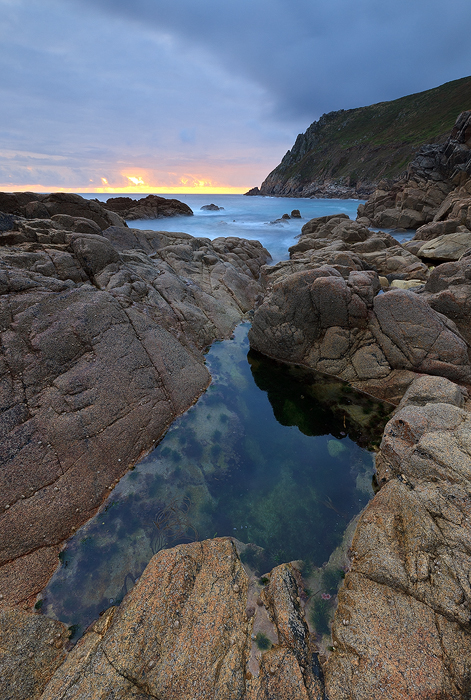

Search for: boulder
xmin=421 ymin=257 xmax=471 ymax=345
xmin=249 ymin=269 xmax=471 ymax=402
xmin=102 ymin=195 xmax=193 ymax=220
xmin=201 ymin=203 xmax=224 ymax=211
xmin=325 ymin=377 xmax=471 ymax=699
xmin=417 ymin=230 xmax=471 ymax=261
xmin=37 ymin=539 xmax=323 ymax=700
xmin=0 ymin=192 xmax=125 ymax=230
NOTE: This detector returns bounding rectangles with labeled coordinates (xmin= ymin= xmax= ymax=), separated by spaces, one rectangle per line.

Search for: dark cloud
xmin=73 ymin=0 xmax=471 ymax=119
xmin=1 ymin=0 xmax=470 ymax=189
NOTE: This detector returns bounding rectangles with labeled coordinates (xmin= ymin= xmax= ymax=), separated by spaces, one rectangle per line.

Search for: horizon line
xmin=0 ymin=185 xmax=253 ymax=196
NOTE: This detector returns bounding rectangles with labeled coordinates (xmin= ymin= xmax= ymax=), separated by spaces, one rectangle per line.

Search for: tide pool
xmin=41 ymin=323 xmax=392 ymax=639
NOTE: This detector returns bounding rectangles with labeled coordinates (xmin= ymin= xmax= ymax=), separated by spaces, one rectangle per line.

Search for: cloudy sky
xmin=1 ymin=0 xmax=471 ymax=193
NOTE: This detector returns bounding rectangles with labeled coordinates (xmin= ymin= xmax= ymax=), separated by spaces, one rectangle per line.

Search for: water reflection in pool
xmin=41 ymin=323 xmax=392 ymax=639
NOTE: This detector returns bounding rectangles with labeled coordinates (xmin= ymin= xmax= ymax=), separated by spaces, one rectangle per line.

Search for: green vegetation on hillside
xmin=260 ymin=76 xmax=471 ymax=193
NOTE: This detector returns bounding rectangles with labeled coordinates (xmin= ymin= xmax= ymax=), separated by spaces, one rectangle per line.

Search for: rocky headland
xmin=358 ymin=110 xmax=471 ymax=234
xmin=4 ymin=161 xmax=471 ymax=698
xmin=248 ymin=76 xmax=471 ymax=199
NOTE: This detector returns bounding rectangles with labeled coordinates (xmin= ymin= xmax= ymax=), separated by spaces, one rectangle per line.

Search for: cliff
xmin=255 ymin=75 xmax=471 ymax=199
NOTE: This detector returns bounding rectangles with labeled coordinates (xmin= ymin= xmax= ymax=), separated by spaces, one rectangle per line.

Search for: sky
xmin=1 ymin=0 xmax=471 ymax=194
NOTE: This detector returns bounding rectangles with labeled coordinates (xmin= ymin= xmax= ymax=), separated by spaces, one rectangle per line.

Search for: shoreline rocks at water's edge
xmin=0 ymin=195 xmax=270 ymax=612
xmin=4 ymin=183 xmax=471 ymax=699
xmin=4 ymin=375 xmax=471 ymax=699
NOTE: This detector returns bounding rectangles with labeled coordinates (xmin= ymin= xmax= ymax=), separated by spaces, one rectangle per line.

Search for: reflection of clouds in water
xmin=40 ymin=323 xmax=388 ymax=639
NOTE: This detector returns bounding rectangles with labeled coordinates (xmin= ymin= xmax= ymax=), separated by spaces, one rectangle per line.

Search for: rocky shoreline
xmin=3 ymin=112 xmax=471 ymax=699
xmin=0 ymin=194 xmax=270 ymax=615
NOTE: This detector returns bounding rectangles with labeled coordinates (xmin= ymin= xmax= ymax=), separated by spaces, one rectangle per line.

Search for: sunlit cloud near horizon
xmin=1 ymin=0 xmax=471 ymax=194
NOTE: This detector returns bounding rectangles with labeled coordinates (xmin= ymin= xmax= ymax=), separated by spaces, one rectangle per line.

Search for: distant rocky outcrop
xmin=244 ymin=186 xmax=261 ymax=196
xmin=359 ymin=110 xmax=471 ymax=231
xmin=0 ymin=210 xmax=269 ymax=609
xmin=101 ymin=194 xmax=193 ymax=220
xmin=257 ymin=76 xmax=471 ymax=199
xmin=200 ymin=203 xmax=224 ymax=211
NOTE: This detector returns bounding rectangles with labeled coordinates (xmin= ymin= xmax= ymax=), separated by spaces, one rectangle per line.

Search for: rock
xmin=200 ymin=203 xmax=224 ymax=211
xmin=290 ymin=210 xmax=301 ymax=218
xmin=389 ymin=279 xmax=424 ymax=289
xmin=421 ymin=256 xmax=471 ymax=344
xmin=0 ymin=192 xmax=125 ymax=230
xmin=413 ymin=218 xmax=461 ymax=241
xmin=359 ymin=111 xmax=471 ymax=234
xmin=325 ymin=377 xmax=471 ymax=698
xmin=289 ymin=214 xmax=429 ymax=281
xmin=244 ymin=187 xmax=261 ymax=196
xmin=38 ymin=538 xmax=323 ymax=700
xmin=102 ymin=195 xmax=193 ymax=220
xmin=0 ymin=213 xmax=16 ymax=232
xmin=249 ymin=267 xmax=471 ymax=403
xmin=417 ymin=230 xmax=471 ymax=261
xmin=0 ymin=607 xmax=67 ymax=700
xmin=0 ymin=220 xmax=269 ymax=606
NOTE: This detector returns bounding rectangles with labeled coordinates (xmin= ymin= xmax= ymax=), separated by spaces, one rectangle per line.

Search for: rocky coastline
xmin=3 ymin=113 xmax=471 ymax=700
xmin=246 ymin=77 xmax=471 ymax=201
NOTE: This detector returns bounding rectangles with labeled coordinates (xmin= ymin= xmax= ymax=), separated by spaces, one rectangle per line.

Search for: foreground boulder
xmin=0 ymin=218 xmax=269 ymax=608
xmin=325 ymin=375 xmax=471 ymax=699
xmin=34 ymin=538 xmax=323 ymax=700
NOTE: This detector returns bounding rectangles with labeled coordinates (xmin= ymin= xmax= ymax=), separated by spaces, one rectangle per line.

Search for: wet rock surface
xmin=0 ymin=213 xmax=269 ymax=607
xmin=102 ymin=194 xmax=193 ymax=220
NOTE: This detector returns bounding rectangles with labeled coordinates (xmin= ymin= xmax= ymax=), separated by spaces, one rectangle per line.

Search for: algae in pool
xmin=41 ymin=322 xmax=392 ymax=638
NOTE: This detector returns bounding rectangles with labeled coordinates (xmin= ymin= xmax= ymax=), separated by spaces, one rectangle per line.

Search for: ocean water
xmin=82 ymin=193 xmax=363 ymax=262
xmin=41 ymin=324 xmax=392 ymax=639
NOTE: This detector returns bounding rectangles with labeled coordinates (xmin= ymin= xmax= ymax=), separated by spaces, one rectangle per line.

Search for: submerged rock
xmin=201 ymin=203 xmax=224 ymax=211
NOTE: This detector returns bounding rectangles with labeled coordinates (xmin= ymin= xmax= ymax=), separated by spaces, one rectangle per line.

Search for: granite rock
xmin=102 ymin=194 xmax=193 ymax=220
xmin=0 ymin=220 xmax=269 ymax=607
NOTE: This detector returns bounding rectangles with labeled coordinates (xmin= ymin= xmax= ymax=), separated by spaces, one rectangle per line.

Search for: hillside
xmin=255 ymin=75 xmax=471 ymax=198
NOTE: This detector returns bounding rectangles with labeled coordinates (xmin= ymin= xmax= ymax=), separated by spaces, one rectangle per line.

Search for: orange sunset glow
xmin=0 ymin=172 xmax=250 ymax=195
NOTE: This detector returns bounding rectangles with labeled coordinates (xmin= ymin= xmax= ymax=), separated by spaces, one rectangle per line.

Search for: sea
xmin=81 ymin=193 xmax=365 ymax=262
